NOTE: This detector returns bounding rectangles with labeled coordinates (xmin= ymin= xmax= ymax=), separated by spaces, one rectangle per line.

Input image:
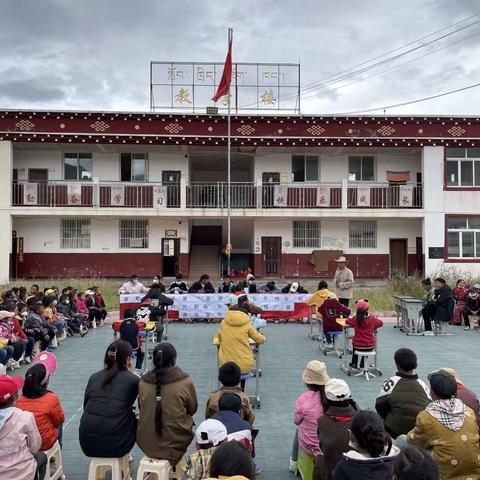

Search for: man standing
xmin=333 ymin=256 xmax=354 ymax=307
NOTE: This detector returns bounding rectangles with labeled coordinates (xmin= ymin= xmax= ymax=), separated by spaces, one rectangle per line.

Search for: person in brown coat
xmin=137 ymin=342 xmax=198 ymax=466
xmin=314 ymin=379 xmax=359 ymax=480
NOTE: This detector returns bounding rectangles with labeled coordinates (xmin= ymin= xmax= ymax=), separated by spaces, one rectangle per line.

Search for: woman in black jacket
xmin=433 ymin=278 xmax=455 ymax=334
xmin=79 ymin=340 xmax=139 ymax=458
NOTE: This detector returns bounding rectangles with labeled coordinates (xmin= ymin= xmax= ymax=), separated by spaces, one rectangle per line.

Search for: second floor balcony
xmin=11 ymin=180 xmax=423 ymax=210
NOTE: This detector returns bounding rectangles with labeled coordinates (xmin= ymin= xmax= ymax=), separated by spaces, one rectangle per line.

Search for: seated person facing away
xmin=135 ymin=290 xmax=174 ymax=341
xmin=282 ymin=281 xmax=308 ymax=294
xmin=17 ymin=362 xmax=65 ymax=451
xmin=189 ymin=274 xmax=215 ymax=294
xmin=391 ymin=446 xmax=440 ymax=480
xmin=119 ymin=308 xmax=144 ymax=373
xmin=118 ymin=273 xmax=149 ymax=295
xmin=307 ymin=281 xmax=336 ymax=309
xmin=183 ymin=419 xmax=228 ymax=480
xmin=207 ymin=440 xmax=255 ymax=480
xmin=346 ymin=300 xmax=383 ymax=369
xmin=213 ymin=392 xmax=255 ymax=454
xmin=375 ymin=348 xmax=430 ymax=438
xmin=315 ymin=379 xmax=359 ymax=480
xmin=407 ymin=369 xmax=480 ymax=480
xmin=258 ymin=280 xmax=281 ymax=293
xmin=0 ymin=374 xmax=47 ymax=480
xmin=206 ymin=361 xmax=255 ymax=424
xmin=332 ymin=410 xmax=400 ymax=480
xmin=137 ymin=342 xmax=198 ymax=466
xmin=168 ymin=273 xmax=188 ymax=294
xmin=319 ymin=297 xmax=351 ymax=343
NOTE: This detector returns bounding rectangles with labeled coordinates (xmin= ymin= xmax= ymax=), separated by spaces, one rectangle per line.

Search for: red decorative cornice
xmin=0 ymin=109 xmax=479 ymax=146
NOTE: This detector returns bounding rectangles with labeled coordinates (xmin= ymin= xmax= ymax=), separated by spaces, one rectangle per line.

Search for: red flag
xmin=212 ymin=33 xmax=232 ymax=103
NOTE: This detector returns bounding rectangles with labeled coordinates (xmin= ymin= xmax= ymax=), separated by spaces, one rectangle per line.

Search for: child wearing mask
xmin=24 ymin=303 xmax=56 ymax=352
xmin=462 ymin=287 xmax=480 ymax=330
xmin=42 ymin=297 xmax=65 ymax=338
xmin=0 ymin=310 xmax=25 ymax=370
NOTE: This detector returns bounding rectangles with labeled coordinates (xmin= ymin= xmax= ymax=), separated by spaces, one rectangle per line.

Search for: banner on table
xmin=273 ymin=185 xmax=288 ymax=207
xmin=153 ymin=185 xmax=168 ymax=208
xmin=23 ymin=182 xmax=38 ymax=205
xmin=317 ymin=186 xmax=330 ymax=207
xmin=356 ymin=186 xmax=370 ymax=207
xmin=399 ymin=185 xmax=413 ymax=207
xmin=110 ymin=185 xmax=125 ymax=206
xmin=67 ymin=183 xmax=82 ymax=205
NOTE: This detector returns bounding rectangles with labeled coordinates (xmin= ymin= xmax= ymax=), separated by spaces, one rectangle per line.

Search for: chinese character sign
xmin=317 ymin=186 xmax=331 ymax=207
xmin=356 ymin=187 xmax=371 ymax=207
xmin=110 ymin=185 xmax=125 ymax=206
xmin=399 ymin=185 xmax=413 ymax=207
xmin=153 ymin=186 xmax=168 ymax=208
xmin=23 ymin=182 xmax=38 ymax=205
xmin=67 ymin=183 xmax=82 ymax=206
xmin=273 ymin=185 xmax=289 ymax=207
xmin=150 ymin=61 xmax=300 ymax=112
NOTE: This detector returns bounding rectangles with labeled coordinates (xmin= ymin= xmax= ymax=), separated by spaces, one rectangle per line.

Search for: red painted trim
xmin=1 ymin=110 xmax=480 ymax=147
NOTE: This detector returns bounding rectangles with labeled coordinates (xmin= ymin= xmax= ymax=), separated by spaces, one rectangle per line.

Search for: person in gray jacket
xmin=333 ymin=256 xmax=354 ymax=307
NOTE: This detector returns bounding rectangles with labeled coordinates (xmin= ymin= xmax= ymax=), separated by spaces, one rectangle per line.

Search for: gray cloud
xmin=0 ymin=0 xmax=479 ymax=114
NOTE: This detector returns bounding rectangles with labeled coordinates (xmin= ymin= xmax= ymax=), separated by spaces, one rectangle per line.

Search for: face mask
xmin=53 ymin=300 xmax=58 ymax=306
xmin=153 ymin=279 xmax=159 ymax=284
xmin=21 ymin=311 xmax=28 ymax=318
xmin=470 ymin=293 xmax=478 ymax=299
xmin=65 ymin=300 xmax=70 ymax=304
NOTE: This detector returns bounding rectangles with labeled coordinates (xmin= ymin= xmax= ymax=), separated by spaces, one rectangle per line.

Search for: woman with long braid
xmin=137 ymin=342 xmax=198 ymax=466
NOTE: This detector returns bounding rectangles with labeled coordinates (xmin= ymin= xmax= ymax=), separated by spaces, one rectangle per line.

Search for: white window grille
xmin=349 ymin=220 xmax=377 ymax=248
xmin=447 ymin=216 xmax=480 ymax=258
xmin=60 ymin=219 xmax=91 ymax=248
xmin=446 ymin=148 xmax=480 ymax=187
xmin=120 ymin=219 xmax=149 ymax=249
xmin=293 ymin=220 xmax=320 ymax=248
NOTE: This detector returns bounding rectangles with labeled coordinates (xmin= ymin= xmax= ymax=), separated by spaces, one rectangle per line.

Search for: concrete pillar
xmin=180 ymin=172 xmax=187 ymax=209
xmin=341 ymin=179 xmax=348 ymax=209
xmin=0 ymin=141 xmax=13 ymax=283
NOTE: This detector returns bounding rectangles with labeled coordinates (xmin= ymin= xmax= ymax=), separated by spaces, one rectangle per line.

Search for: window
xmin=349 ymin=220 xmax=377 ymax=248
xmin=446 ymin=148 xmax=480 ymax=187
xmin=348 ymin=156 xmax=375 ymax=181
xmin=120 ymin=219 xmax=149 ymax=248
xmin=293 ymin=220 xmax=320 ymax=247
xmin=64 ymin=153 xmax=92 ymax=180
xmin=121 ymin=153 xmax=148 ymax=182
xmin=447 ymin=216 xmax=480 ymax=258
xmin=292 ymin=155 xmax=318 ymax=182
xmin=60 ymin=219 xmax=90 ymax=248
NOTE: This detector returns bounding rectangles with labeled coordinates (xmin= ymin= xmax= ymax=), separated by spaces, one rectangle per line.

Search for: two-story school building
xmin=0 ymin=109 xmax=479 ymax=283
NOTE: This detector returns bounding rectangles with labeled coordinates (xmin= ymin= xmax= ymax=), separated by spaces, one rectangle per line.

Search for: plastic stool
xmin=322 ymin=331 xmax=343 ymax=357
xmin=354 ymin=350 xmax=377 ymax=382
xmin=295 ymin=447 xmax=314 ymax=480
xmin=44 ymin=440 xmax=65 ymax=480
xmin=87 ymin=455 xmax=131 ymax=480
xmin=136 ymin=456 xmax=171 ymax=480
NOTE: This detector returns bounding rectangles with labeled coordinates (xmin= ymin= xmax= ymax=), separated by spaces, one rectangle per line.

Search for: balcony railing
xmin=11 ymin=181 xmax=423 ymax=209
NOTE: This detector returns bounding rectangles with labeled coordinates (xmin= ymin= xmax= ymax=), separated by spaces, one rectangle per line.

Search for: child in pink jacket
xmin=290 ymin=361 xmax=329 ymax=471
xmin=0 ymin=374 xmax=46 ymax=480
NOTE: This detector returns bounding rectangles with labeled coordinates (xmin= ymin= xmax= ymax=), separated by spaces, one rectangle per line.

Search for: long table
xmin=119 ymin=293 xmax=311 ymax=322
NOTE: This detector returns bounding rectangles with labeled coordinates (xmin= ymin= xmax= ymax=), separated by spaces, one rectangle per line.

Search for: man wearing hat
xmin=407 ymin=369 xmax=480 ymax=479
xmin=333 ymin=256 xmax=354 ymax=307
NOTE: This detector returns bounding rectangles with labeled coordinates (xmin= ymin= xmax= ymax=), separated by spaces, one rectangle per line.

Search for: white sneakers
xmin=289 ymin=459 xmax=297 ymax=473
xmin=423 ymin=331 xmax=434 ymax=336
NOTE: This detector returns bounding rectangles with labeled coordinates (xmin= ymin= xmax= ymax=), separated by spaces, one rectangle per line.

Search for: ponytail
xmin=351 ymin=411 xmax=391 ymax=458
xmin=102 ymin=340 xmax=132 ymax=388
xmin=356 ymin=308 xmax=368 ymax=326
xmin=152 ymin=342 xmax=177 ymax=436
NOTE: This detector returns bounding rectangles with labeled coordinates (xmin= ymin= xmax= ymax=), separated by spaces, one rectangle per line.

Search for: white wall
xmin=13 ymin=217 xmax=190 ymax=254
xmin=0 ymin=141 xmax=12 ymax=283
xmin=14 ymin=150 xmax=63 ymax=180
xmin=149 ymin=153 xmax=188 ymax=182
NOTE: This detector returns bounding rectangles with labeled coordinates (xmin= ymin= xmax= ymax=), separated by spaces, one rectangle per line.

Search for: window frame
xmin=63 ymin=152 xmax=92 ymax=181
xmin=292 ymin=220 xmax=321 ymax=248
xmin=445 ymin=215 xmax=480 ymax=260
xmin=60 ymin=219 xmax=91 ymax=249
xmin=119 ymin=219 xmax=149 ymax=249
xmin=348 ymin=155 xmax=376 ymax=182
xmin=349 ymin=220 xmax=377 ymax=249
xmin=120 ymin=153 xmax=149 ymax=182
xmin=444 ymin=148 xmax=480 ymax=190
xmin=291 ymin=155 xmax=319 ymax=183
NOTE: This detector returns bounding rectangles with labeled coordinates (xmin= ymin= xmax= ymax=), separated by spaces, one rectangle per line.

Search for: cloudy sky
xmin=1 ymin=0 xmax=479 ymax=115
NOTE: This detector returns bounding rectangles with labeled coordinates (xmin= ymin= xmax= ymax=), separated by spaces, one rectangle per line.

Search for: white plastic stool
xmin=136 ymin=456 xmax=171 ymax=480
xmin=87 ymin=455 xmax=131 ymax=480
xmin=44 ymin=440 xmax=65 ymax=480
xmin=354 ymin=350 xmax=378 ymax=382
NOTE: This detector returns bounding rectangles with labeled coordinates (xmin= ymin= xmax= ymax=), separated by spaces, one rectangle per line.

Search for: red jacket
xmin=75 ymin=298 xmax=89 ymax=314
xmin=16 ymin=391 xmax=65 ymax=451
xmin=319 ymin=299 xmax=351 ymax=334
xmin=346 ymin=314 xmax=383 ymax=347
xmin=12 ymin=317 xmax=27 ymax=341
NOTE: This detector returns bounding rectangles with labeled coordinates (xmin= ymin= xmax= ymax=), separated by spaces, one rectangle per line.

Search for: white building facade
xmin=0 ymin=110 xmax=478 ymax=282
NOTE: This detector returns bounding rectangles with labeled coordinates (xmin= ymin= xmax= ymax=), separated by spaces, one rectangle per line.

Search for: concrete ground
xmin=22 ymin=320 xmax=480 ymax=479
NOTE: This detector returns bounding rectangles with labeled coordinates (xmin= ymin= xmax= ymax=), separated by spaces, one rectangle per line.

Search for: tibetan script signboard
xmin=150 ymin=61 xmax=300 ymax=112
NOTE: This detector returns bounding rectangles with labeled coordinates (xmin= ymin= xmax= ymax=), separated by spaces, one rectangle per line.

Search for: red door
xmin=262 ymin=237 xmax=282 ymax=275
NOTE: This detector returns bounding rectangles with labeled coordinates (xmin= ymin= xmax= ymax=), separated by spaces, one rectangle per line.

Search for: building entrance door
xmin=28 ymin=168 xmax=48 ymax=205
xmin=162 ymin=170 xmax=181 ymax=208
xmin=262 ymin=237 xmax=281 ymax=276
xmin=390 ymin=239 xmax=408 ymax=276
xmin=162 ymin=238 xmax=180 ymax=277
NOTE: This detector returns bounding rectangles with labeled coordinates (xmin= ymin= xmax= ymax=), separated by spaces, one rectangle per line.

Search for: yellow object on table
xmin=144 ymin=321 xmax=156 ymax=331
xmin=336 ymin=317 xmax=347 ymax=328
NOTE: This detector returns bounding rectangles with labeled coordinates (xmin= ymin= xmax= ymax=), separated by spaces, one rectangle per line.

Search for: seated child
xmin=0 ymin=309 xmax=25 ymax=370
xmin=318 ymin=297 xmax=351 ymax=343
xmin=24 ymin=302 xmax=56 ymax=352
xmin=182 ymin=419 xmax=227 ymax=480
xmin=85 ymin=290 xmax=102 ymax=327
xmin=346 ymin=299 xmax=383 ymax=369
xmin=213 ymin=392 xmax=255 ymax=455
xmin=93 ymin=286 xmax=108 ymax=322
xmin=16 ymin=360 xmax=65 ymax=451
xmin=75 ymin=292 xmax=90 ymax=319
xmin=307 ymin=280 xmax=336 ymax=308
xmin=0 ymin=374 xmax=47 ymax=479
xmin=135 ymin=290 xmax=173 ymax=342
xmin=206 ymin=361 xmax=255 ymax=424
xmin=119 ymin=308 xmax=144 ymax=372
xmin=56 ymin=294 xmax=86 ymax=337
xmin=16 ymin=302 xmax=35 ymax=363
xmin=42 ymin=296 xmax=65 ymax=337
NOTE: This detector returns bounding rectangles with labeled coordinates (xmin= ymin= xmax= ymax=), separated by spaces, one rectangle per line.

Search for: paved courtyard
xmin=24 ymin=320 xmax=480 ymax=479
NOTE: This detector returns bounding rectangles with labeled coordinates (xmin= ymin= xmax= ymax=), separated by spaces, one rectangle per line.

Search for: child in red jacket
xmin=346 ymin=300 xmax=383 ymax=369
xmin=318 ymin=297 xmax=351 ymax=343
